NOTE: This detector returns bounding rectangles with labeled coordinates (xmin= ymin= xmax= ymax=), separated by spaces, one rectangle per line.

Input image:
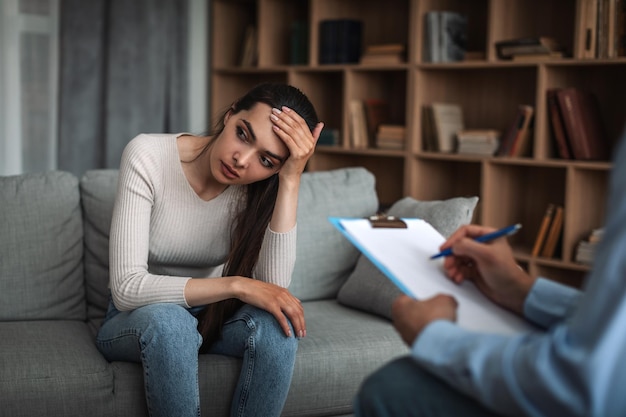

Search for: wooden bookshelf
xmin=210 ymin=0 xmax=625 ymax=284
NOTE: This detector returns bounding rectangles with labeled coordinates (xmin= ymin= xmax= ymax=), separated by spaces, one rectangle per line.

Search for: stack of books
xmin=456 ymin=129 xmax=500 ymax=156
xmin=495 ymin=37 xmax=564 ymax=61
xmin=360 ymin=43 xmax=405 ymax=65
xmin=376 ymin=125 xmax=406 ymax=150
xmin=575 ymin=228 xmax=604 ymax=265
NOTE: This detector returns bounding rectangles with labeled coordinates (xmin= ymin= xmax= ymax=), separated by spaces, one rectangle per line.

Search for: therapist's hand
xmin=439 ymin=224 xmax=536 ymax=315
xmin=392 ymin=294 xmax=458 ymax=346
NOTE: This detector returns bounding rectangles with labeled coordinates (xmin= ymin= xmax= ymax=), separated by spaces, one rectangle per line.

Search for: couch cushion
xmin=80 ymin=170 xmax=119 ymax=330
xmin=0 ymin=171 xmax=86 ymax=320
xmin=0 ymin=321 xmax=114 ymax=417
xmin=337 ymin=196 xmax=479 ymax=319
xmin=290 ymin=167 xmax=379 ymax=301
xmin=284 ymin=300 xmax=409 ymax=416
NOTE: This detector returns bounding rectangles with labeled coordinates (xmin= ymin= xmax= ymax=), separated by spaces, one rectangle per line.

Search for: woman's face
xmin=210 ymin=103 xmax=289 ymax=185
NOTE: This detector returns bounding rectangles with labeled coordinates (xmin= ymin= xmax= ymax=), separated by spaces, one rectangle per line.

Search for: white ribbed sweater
xmin=109 ymin=133 xmax=297 ymax=311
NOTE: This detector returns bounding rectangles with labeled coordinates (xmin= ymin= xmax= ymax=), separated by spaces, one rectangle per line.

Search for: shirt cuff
xmin=523 ymin=277 xmax=582 ymax=328
xmin=411 ymin=319 xmax=467 ymax=360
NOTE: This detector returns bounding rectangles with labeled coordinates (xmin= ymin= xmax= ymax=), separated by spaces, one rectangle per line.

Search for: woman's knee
xmin=133 ymin=303 xmax=202 ymax=349
xmin=240 ymin=305 xmax=298 ymax=356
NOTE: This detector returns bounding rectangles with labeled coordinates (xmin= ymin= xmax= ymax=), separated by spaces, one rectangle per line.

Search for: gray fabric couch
xmin=0 ymin=166 xmax=478 ymax=417
xmin=0 ymin=167 xmax=410 ymax=417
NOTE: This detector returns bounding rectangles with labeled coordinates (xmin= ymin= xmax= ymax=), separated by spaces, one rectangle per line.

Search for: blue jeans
xmin=96 ymin=300 xmax=298 ymax=417
xmin=354 ymin=357 xmax=502 ymax=417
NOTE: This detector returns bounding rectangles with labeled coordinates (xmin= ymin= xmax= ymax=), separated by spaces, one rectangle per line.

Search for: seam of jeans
xmin=235 ymin=317 xmax=256 ymax=417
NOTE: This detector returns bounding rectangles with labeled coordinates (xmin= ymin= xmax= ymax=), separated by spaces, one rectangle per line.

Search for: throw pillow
xmin=337 ymin=196 xmax=479 ymax=319
xmin=289 ymin=167 xmax=379 ymax=301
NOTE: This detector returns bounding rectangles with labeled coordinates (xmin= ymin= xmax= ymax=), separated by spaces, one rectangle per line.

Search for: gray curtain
xmin=58 ymin=0 xmax=189 ymax=176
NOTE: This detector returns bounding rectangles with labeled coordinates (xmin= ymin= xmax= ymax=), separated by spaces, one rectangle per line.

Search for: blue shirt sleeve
xmin=523 ymin=277 xmax=582 ymax=328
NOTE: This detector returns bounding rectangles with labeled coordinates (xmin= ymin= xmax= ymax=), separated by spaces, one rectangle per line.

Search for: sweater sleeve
xmin=109 ymin=135 xmax=190 ymax=311
xmin=253 ymin=224 xmax=297 ymax=288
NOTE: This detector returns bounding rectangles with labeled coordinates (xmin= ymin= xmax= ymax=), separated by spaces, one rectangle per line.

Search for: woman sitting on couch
xmin=96 ymin=83 xmax=324 ymax=417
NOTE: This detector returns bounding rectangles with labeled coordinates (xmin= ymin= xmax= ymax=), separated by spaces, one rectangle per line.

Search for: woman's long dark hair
xmin=195 ymin=83 xmax=318 ymax=352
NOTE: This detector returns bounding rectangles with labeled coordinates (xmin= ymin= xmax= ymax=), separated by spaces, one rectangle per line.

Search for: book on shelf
xmin=317 ymin=128 xmax=340 ymax=147
xmin=495 ymin=37 xmax=563 ymax=60
xmin=376 ymin=124 xmax=406 ymax=150
xmin=360 ymin=43 xmax=406 ymax=65
xmin=456 ymin=129 xmax=500 ymax=156
xmin=349 ymin=100 xmax=368 ymax=149
xmin=555 ymin=87 xmax=610 ymax=160
xmin=290 ymin=20 xmax=308 ymax=65
xmin=421 ymin=105 xmax=438 ymax=151
xmin=511 ymin=51 xmax=565 ymax=61
xmin=508 ymin=106 xmax=534 ymax=157
xmin=546 ymin=89 xmax=573 ymax=159
xmin=497 ymin=105 xmax=534 ymax=157
xmin=540 ymin=205 xmax=564 ymax=259
xmin=239 ymin=25 xmax=258 ymax=67
xmin=423 ymin=11 xmax=441 ymax=62
xmin=619 ymin=0 xmax=626 ymax=56
xmin=576 ymin=0 xmax=626 ymax=58
xmin=426 ymin=103 xmax=465 ymax=153
xmin=319 ymin=19 xmax=363 ymax=64
xmin=423 ymin=11 xmax=468 ymax=63
xmin=581 ymin=0 xmax=599 ymax=58
xmin=531 ymin=203 xmax=556 ymax=257
xmin=362 ymin=98 xmax=391 ymax=148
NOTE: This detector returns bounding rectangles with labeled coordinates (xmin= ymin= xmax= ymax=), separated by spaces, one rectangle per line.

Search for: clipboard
xmin=330 ymin=217 xmax=535 ymax=335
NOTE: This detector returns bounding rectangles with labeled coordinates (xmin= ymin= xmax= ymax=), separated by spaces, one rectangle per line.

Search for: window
xmin=0 ymin=0 xmax=59 ymax=175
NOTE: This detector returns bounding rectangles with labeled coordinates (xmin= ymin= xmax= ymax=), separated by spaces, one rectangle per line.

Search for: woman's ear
xmin=224 ymin=107 xmax=235 ymax=124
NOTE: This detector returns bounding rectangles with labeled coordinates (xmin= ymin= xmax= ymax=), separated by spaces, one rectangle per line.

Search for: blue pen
xmin=430 ymin=223 xmax=522 ymax=259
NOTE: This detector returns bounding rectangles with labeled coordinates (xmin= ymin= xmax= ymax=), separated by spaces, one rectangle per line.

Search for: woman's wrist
xmin=278 ymin=172 xmax=301 ymax=190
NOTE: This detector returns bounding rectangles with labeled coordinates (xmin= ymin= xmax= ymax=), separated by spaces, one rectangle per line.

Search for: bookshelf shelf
xmin=210 ymin=0 xmax=623 ymax=286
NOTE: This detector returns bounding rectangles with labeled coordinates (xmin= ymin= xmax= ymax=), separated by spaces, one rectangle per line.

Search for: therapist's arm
xmin=523 ymin=277 xmax=582 ymax=328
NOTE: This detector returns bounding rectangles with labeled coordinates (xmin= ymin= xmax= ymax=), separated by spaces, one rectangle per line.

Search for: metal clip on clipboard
xmin=366 ymin=215 xmax=407 ymax=229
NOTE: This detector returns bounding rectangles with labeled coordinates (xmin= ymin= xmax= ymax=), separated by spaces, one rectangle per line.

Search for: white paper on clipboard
xmin=330 ymin=217 xmax=535 ymax=335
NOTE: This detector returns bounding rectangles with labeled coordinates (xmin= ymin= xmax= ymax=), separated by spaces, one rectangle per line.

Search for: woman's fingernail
xmin=270 ymin=113 xmax=279 ymax=121
xmin=272 ymin=107 xmax=282 ymax=114
xmin=282 ymin=106 xmax=291 ymax=112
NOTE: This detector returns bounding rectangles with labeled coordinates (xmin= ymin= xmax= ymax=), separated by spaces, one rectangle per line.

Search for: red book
xmin=363 ymin=99 xmax=390 ymax=148
xmin=556 ymin=88 xmax=610 ymax=160
xmin=546 ymin=89 xmax=572 ymax=159
xmin=498 ymin=108 xmax=523 ymax=156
